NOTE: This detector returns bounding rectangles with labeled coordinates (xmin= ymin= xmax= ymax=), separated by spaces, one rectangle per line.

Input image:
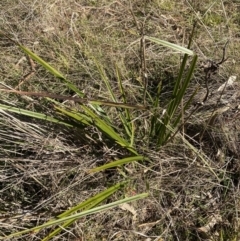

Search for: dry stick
xmin=129 ymin=7 xmax=148 ymax=105
xmin=202 ymin=40 xmax=229 ymax=103
xmin=199 ymin=40 xmax=229 ymax=141
xmin=0 ymin=89 xmax=148 ymax=110
xmin=15 ymin=56 xmax=36 ymax=89
xmin=129 ymin=6 xmax=140 ymax=32
xmin=217 ymin=40 xmax=229 ymax=65
xmin=140 ymin=25 xmax=148 ymax=105
xmin=1 ymin=30 xmax=36 ymax=90
xmin=180 ymin=28 xmax=187 ymax=139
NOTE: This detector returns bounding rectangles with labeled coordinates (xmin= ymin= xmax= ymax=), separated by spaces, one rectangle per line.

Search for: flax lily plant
xmin=0 ymin=33 xmax=197 ymax=240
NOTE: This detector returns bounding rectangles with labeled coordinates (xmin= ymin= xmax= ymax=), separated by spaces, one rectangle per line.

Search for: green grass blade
xmin=171 ymin=84 xmax=200 ymax=131
xmin=0 ymin=104 xmax=73 ymax=127
xmin=145 ymin=36 xmax=194 ymax=55
xmin=59 ymin=182 xmax=126 ymax=217
xmin=95 ymin=60 xmax=116 ymax=102
xmin=54 ymin=106 xmax=92 ymax=126
xmin=155 ymin=54 xmax=198 ymax=146
xmin=145 ymin=36 xmax=196 ymax=146
xmin=94 ymin=60 xmax=135 ymax=143
xmin=18 ymin=45 xmax=85 ymax=98
xmin=81 ymin=106 xmax=138 ymax=155
xmin=34 ymin=193 xmax=148 ymax=230
xmin=171 ymin=55 xmax=189 ymax=106
xmin=41 ymin=182 xmax=126 ymax=241
xmin=115 ymin=65 xmax=132 ymax=139
xmin=165 ymin=54 xmax=197 ymax=125
xmin=166 ymin=22 xmax=197 ymax=121
xmin=171 ymin=55 xmax=198 ymax=116
xmin=1 ymin=193 xmax=148 ymax=240
xmin=89 ymin=155 xmax=145 ymax=173
xmin=19 ymin=45 xmax=65 ymax=79
xmin=55 ymin=103 xmax=138 ymax=154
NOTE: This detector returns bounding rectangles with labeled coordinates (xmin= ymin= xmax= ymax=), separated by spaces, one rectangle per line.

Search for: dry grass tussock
xmin=0 ymin=0 xmax=240 ymax=240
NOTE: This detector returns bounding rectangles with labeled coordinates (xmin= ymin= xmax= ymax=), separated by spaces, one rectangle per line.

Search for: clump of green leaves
xmin=0 ymin=33 xmax=197 ymax=240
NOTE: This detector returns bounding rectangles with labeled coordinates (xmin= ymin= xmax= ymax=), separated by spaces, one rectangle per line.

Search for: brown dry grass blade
xmin=0 ymin=89 xmax=148 ymax=110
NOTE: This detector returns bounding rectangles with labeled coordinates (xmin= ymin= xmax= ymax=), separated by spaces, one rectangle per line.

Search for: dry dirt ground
xmin=0 ymin=0 xmax=240 ymax=240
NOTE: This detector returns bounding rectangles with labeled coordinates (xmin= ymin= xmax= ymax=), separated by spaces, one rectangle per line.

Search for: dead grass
xmin=0 ymin=0 xmax=240 ymax=240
